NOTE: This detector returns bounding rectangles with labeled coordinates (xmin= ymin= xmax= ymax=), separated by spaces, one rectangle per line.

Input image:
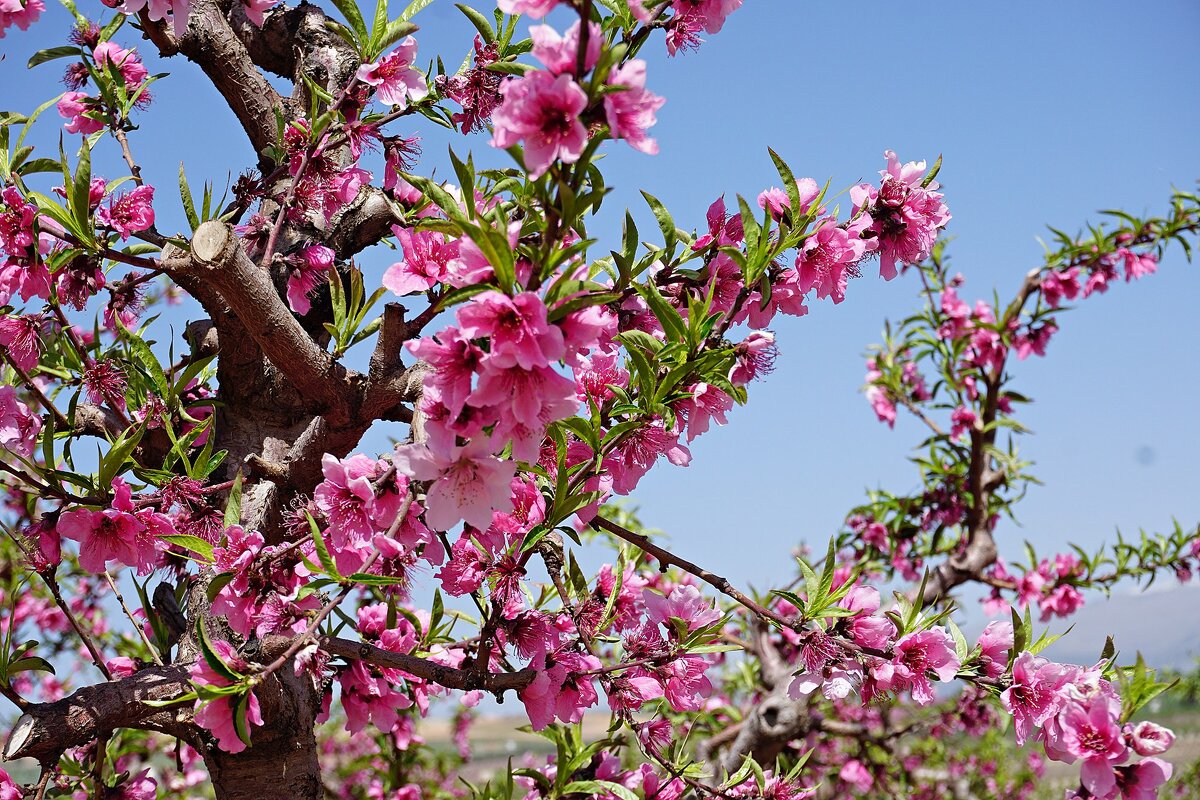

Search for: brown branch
xmin=591 ymin=517 xmax=795 ymax=630
xmin=171 ymin=221 xmax=357 ymax=417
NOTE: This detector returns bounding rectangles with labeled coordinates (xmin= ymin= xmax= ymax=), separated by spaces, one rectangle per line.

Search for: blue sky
xmin=3 ymin=2 xmax=1199 ymax=644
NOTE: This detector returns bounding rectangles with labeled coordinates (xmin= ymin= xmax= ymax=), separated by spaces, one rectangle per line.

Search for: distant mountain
xmin=1034 ymin=583 xmax=1200 ymax=669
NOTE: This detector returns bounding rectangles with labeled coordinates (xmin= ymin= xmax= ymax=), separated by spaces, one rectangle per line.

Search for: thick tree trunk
xmin=203 ymin=670 xmax=323 ymax=800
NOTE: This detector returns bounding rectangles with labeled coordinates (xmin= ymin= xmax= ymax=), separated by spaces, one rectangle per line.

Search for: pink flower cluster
xmin=736 ymin=152 xmax=951 ymax=329
xmin=982 ymin=555 xmax=1087 ymax=621
xmin=56 ymin=477 xmax=173 ymax=574
xmin=1003 ymin=652 xmax=1174 ymax=800
xmin=0 ymin=186 xmax=51 ymax=306
xmin=489 ymin=21 xmax=664 ymax=177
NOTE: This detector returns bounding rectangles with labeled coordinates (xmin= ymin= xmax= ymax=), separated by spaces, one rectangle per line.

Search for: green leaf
xmin=98 ymin=422 xmax=146 ymax=487
xmin=196 ymin=619 xmax=241 ymax=682
xmin=640 ymin=190 xmax=676 ymax=254
xmin=71 ymin=137 xmax=92 ymax=233
xmin=6 ymin=655 xmax=56 ymax=678
xmin=160 ymin=534 xmax=215 ymax=562
xmin=179 ymin=162 xmax=200 ymax=231
xmin=329 ymin=0 xmax=369 ymax=42
xmin=308 ymin=513 xmax=343 ymax=581
xmin=198 ymin=577 xmax=233 ymax=610
xmin=117 ymin=318 xmax=171 ymax=400
xmin=636 ymin=281 xmax=687 ymax=343
xmin=456 ymin=3 xmax=496 ymax=44
xmin=398 ymin=0 xmax=434 ymax=21
xmin=27 ymin=46 xmax=83 ymax=69
xmin=224 ymin=471 xmax=243 ymax=529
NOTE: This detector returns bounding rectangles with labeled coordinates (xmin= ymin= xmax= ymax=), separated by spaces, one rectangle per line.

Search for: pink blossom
xmin=1129 ymin=721 xmax=1174 ymax=756
xmin=497 ymin=0 xmax=558 ymax=16
xmin=240 ymin=0 xmax=278 ymax=27
xmin=0 ymin=385 xmax=41 ymax=458
xmin=531 ymin=21 xmax=601 ymax=75
xmin=92 ymin=42 xmax=149 ymax=90
xmin=1118 ymin=247 xmax=1157 ymax=281
xmin=57 ymin=91 xmax=104 ymax=135
xmin=457 ymin=291 xmax=565 ymax=369
xmin=854 ymin=150 xmax=951 ymax=279
xmin=1000 ymin=651 xmax=1071 ymax=745
xmin=1116 ymin=758 xmax=1172 ymax=800
xmin=1041 ymin=267 xmax=1081 ymax=307
xmin=608 ymin=418 xmax=691 ymax=495
xmin=757 ymin=177 xmax=823 ymax=220
xmin=357 ymin=38 xmax=429 ymax=108
xmin=604 ymin=60 xmax=665 ymax=155
xmin=191 ymin=638 xmax=263 ymax=753
xmin=671 ymin=0 xmax=742 ymax=35
xmin=795 ymin=219 xmax=871 ymax=304
xmin=644 ymin=585 xmax=720 ymax=632
xmin=98 ymin=185 xmax=155 ymax=240
xmin=872 ymin=627 xmax=960 ymax=705
xmin=839 ymin=759 xmax=874 ymax=794
xmin=393 ymin=439 xmax=515 ymax=531
xmin=975 ymin=620 xmax=1013 ymax=678
xmin=677 ymin=382 xmax=732 ymax=442
xmin=1060 ymin=696 xmax=1127 ymax=797
xmin=407 ymin=326 xmax=484 ymax=414
xmin=490 ymin=71 xmax=588 ymax=179
xmin=382 ymin=228 xmax=462 ymax=295
xmin=57 ymin=500 xmax=143 ymax=573
xmin=114 ymin=0 xmax=189 ymax=38
xmin=469 ymin=361 xmax=579 ymax=461
xmin=286 ymin=244 xmax=333 ymax=314
xmin=730 ymin=331 xmax=778 ymax=385
xmin=0 ymin=0 xmax=43 ymax=36
xmin=950 ymin=405 xmax=977 ymax=439
xmin=0 ymin=766 xmax=21 ymax=800
xmin=519 ymin=649 xmax=602 ymax=730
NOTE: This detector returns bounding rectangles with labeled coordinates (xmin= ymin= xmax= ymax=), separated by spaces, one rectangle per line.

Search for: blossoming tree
xmin=0 ymin=0 xmax=1198 ymax=799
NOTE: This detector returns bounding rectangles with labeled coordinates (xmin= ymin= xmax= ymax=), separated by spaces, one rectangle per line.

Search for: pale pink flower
xmin=644 ymin=585 xmax=720 ymax=632
xmin=490 ymin=71 xmax=588 ymax=179
xmin=604 ymin=60 xmax=665 ymax=155
xmin=114 ymin=0 xmax=190 ymax=38
xmin=57 ymin=500 xmax=143 ymax=573
xmin=1129 ymin=721 xmax=1175 ymax=756
xmin=1000 ymin=651 xmax=1071 ymax=745
xmin=0 ymin=385 xmax=41 ymax=458
xmin=839 ymin=759 xmax=874 ymax=794
xmin=393 ymin=439 xmax=515 ymax=531
xmin=357 ymin=38 xmax=428 ymax=108
xmin=408 ymin=326 xmax=484 ymax=414
xmin=1060 ymin=696 xmax=1127 ymax=798
xmin=975 ymin=620 xmax=1013 ymax=678
xmin=530 ymin=21 xmax=601 ymax=75
xmin=497 ymin=0 xmax=559 ymax=16
xmin=672 ymin=0 xmax=742 ymax=34
xmin=469 ymin=361 xmax=579 ymax=461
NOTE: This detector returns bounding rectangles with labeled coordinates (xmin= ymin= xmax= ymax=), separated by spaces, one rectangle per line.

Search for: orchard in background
xmin=0 ymin=0 xmax=1198 ymax=798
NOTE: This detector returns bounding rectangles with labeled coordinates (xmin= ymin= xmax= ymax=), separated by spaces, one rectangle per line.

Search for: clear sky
xmin=3 ymin=2 xmax=1199 ymax=641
